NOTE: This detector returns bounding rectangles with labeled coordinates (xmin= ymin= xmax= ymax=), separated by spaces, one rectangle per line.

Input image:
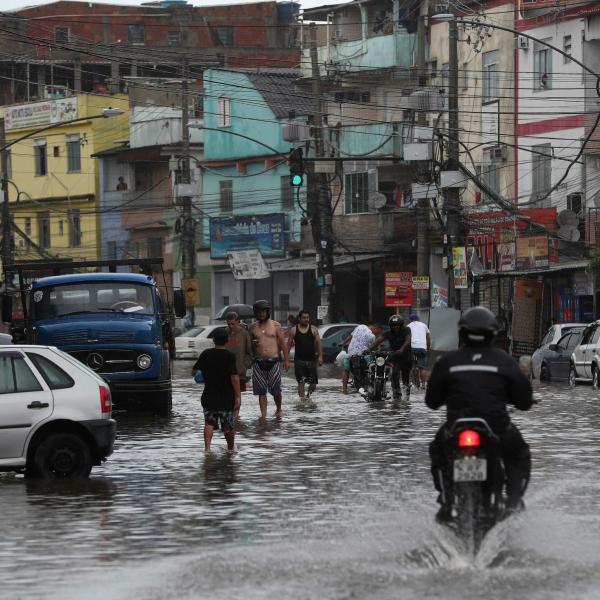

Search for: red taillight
xmin=458 ymin=429 xmax=480 ymax=448
xmin=100 ymin=385 xmax=112 ymax=414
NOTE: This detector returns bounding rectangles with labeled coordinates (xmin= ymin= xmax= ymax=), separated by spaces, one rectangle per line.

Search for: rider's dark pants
xmin=390 ymin=359 xmax=411 ymax=390
xmin=429 ymin=422 xmax=531 ymax=509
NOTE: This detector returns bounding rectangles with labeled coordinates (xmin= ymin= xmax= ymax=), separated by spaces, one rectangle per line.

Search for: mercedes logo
xmin=87 ymin=352 xmax=104 ymax=371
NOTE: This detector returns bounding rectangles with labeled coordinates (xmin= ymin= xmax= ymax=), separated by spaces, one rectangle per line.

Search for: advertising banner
xmin=511 ymin=279 xmax=543 ymax=356
xmin=452 ymin=247 xmax=468 ymax=289
xmin=385 ymin=272 xmax=413 ymax=307
xmin=226 ymin=249 xmax=270 ymax=280
xmin=5 ymin=97 xmax=78 ymax=131
xmin=497 ymin=242 xmax=516 ymax=272
xmin=412 ymin=275 xmax=430 ymax=290
xmin=210 ymin=214 xmax=285 ymax=259
xmin=432 ymin=284 xmax=448 ymax=307
xmin=515 ymin=236 xmax=549 ymax=270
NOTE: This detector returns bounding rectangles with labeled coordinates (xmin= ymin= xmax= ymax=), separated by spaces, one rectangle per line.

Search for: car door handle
xmin=27 ymin=401 xmax=49 ymax=409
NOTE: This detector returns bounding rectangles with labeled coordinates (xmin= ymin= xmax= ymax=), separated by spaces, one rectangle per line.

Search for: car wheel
xmin=32 ymin=433 xmax=92 ymax=479
xmin=540 ymin=363 xmax=550 ymax=382
xmin=569 ymin=366 xmax=578 ymax=388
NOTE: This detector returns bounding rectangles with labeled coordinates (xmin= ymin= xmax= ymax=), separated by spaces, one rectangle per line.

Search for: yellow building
xmin=2 ymin=93 xmax=128 ymax=263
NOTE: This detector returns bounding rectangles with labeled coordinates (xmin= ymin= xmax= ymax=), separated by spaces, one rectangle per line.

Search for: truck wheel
xmin=31 ymin=433 xmax=92 ymax=479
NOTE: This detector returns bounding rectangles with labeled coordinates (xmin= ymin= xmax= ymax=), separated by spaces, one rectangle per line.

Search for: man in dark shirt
xmin=192 ymin=328 xmax=241 ymax=452
xmin=369 ymin=315 xmax=412 ymax=399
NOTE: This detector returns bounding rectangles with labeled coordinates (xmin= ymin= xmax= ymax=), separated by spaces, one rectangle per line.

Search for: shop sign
xmin=5 ymin=97 xmax=78 ymax=131
xmin=210 ymin=214 xmax=285 ymax=259
xmin=385 ymin=272 xmax=413 ymax=307
xmin=432 ymin=284 xmax=448 ymax=307
xmin=181 ymin=278 xmax=199 ymax=306
xmin=511 ymin=279 xmax=543 ymax=356
xmin=516 ymin=236 xmax=549 ymax=270
xmin=497 ymin=242 xmax=516 ymax=272
xmin=412 ymin=275 xmax=430 ymax=290
xmin=452 ymin=247 xmax=468 ymax=289
xmin=226 ymin=249 xmax=270 ymax=280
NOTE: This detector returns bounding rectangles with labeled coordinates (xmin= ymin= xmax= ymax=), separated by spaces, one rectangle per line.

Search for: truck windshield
xmin=32 ymin=282 xmax=155 ymax=319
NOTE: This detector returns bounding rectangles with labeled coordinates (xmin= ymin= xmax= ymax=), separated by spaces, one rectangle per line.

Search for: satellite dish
xmin=557 ymin=225 xmax=580 ymax=241
xmin=368 ymin=191 xmax=387 ymax=211
xmin=557 ymin=209 xmax=578 ymax=227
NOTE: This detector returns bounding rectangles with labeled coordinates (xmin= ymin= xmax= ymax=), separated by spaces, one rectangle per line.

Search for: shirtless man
xmin=249 ymin=299 xmax=289 ymax=417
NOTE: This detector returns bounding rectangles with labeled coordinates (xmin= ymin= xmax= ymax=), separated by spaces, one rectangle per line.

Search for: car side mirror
xmin=1 ymin=294 xmax=12 ymax=323
xmin=173 ymin=290 xmax=186 ymax=318
xmin=548 ymin=343 xmax=558 ymax=352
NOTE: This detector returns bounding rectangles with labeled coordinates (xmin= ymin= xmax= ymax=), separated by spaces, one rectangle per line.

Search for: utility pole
xmin=446 ymin=14 xmax=462 ymax=308
xmin=180 ymin=58 xmax=196 ymax=325
xmin=415 ymin=14 xmax=430 ymax=310
xmin=0 ymin=118 xmax=12 ymax=289
xmin=309 ymin=22 xmax=334 ymax=324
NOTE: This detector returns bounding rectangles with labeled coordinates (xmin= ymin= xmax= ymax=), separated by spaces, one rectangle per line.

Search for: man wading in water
xmin=287 ymin=309 xmax=323 ymax=399
xmin=249 ymin=300 xmax=289 ymax=418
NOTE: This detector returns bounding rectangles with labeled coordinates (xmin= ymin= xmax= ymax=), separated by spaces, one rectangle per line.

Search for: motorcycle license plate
xmin=453 ymin=457 xmax=487 ymax=482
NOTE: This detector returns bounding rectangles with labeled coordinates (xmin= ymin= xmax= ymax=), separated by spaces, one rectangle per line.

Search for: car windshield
xmin=181 ymin=327 xmax=205 ymax=338
xmin=32 ymin=282 xmax=155 ymax=319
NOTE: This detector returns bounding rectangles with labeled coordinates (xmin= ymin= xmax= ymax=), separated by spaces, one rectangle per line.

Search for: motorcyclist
xmin=425 ymin=306 xmax=533 ymax=521
xmin=368 ymin=315 xmax=412 ymax=400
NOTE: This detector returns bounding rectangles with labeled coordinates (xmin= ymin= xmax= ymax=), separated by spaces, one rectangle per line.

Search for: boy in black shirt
xmin=192 ymin=328 xmax=241 ymax=452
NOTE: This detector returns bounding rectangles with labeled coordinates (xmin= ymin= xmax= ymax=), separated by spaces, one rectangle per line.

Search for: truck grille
xmin=53 ymin=330 xmax=88 ymax=345
xmin=69 ymin=349 xmax=139 ymax=373
xmin=97 ymin=331 xmax=135 ymax=343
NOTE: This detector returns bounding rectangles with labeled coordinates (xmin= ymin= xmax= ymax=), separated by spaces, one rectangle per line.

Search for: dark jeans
xmin=429 ymin=421 xmax=531 ymax=508
xmin=390 ymin=359 xmax=411 ymax=390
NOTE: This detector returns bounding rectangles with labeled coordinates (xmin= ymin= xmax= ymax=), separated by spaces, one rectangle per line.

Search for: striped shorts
xmin=252 ymin=360 xmax=282 ymax=396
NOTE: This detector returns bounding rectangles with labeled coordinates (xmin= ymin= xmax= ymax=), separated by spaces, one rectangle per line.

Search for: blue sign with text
xmin=210 ymin=214 xmax=285 ymax=259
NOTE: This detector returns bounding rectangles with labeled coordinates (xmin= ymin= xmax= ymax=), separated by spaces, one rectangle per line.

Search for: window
xmin=2 ymin=148 xmax=11 ymax=179
xmin=107 ymin=241 xmax=117 ymax=260
xmin=148 ymin=237 xmax=163 ymax=258
xmin=531 ymin=143 xmax=552 ymax=201
xmin=567 ymin=192 xmax=582 ymax=215
xmin=27 ymin=353 xmax=74 ymax=389
xmin=219 ymin=180 xmax=233 ymax=213
xmin=540 ymin=327 xmax=555 ymax=346
xmin=581 ymin=325 xmax=595 ymax=345
xmin=592 ymin=326 xmax=600 ymax=345
xmin=279 ymin=294 xmax=290 ymax=311
xmin=58 ymin=220 xmax=64 ymax=236
xmin=128 ymin=24 xmax=145 ymax=45
xmin=38 ymin=212 xmax=51 ymax=248
xmin=441 ymin=62 xmax=449 ymax=96
xmin=333 ymin=91 xmax=371 ymax=103
xmin=69 ymin=209 xmax=81 ymax=247
xmin=482 ymin=50 xmax=500 ymax=102
xmin=34 ymin=139 xmax=47 ymax=176
xmin=25 ymin=217 xmax=31 ymax=236
xmin=534 ymin=40 xmax=552 ymax=90
xmin=482 ymin=148 xmax=500 ymax=199
xmin=54 ymin=27 xmax=69 ymax=44
xmin=563 ymin=35 xmax=572 ymax=63
xmin=0 ymin=354 xmax=42 ymax=394
xmin=66 ymin=134 xmax=81 ymax=172
xmin=344 ymin=172 xmax=369 ymax=214
xmin=167 ymin=30 xmax=181 ymax=46
xmin=567 ymin=334 xmax=581 ymax=351
xmin=461 ymin=62 xmax=469 ymax=90
xmin=281 ymin=175 xmax=294 ymax=211
xmin=222 ymin=296 xmax=230 ymax=306
xmin=217 ymin=96 xmax=231 ymax=127
xmin=216 ymin=26 xmax=234 ymax=47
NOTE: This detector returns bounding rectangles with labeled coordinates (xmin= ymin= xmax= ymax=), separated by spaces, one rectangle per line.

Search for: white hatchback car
xmin=174 ymin=325 xmax=228 ymax=360
xmin=0 ymin=345 xmax=116 ymax=479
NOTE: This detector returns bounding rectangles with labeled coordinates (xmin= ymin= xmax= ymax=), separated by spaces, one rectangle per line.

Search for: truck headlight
xmin=137 ymin=354 xmax=152 ymax=370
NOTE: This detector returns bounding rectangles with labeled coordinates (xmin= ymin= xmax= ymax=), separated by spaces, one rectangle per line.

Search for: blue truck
xmin=1 ymin=259 xmax=186 ymax=415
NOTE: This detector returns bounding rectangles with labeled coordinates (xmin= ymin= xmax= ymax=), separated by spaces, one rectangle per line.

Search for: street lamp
xmin=1 ymin=106 xmax=126 ymax=285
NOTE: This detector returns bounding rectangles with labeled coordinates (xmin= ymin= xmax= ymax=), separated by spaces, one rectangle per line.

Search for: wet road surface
xmin=2 ymin=362 xmax=600 ymax=599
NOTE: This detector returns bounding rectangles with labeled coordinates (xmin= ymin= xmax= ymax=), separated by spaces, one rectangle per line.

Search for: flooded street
xmin=2 ymin=362 xmax=600 ymax=599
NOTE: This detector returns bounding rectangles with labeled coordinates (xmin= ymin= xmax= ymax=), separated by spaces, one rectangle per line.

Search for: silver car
xmin=531 ymin=323 xmax=586 ymax=379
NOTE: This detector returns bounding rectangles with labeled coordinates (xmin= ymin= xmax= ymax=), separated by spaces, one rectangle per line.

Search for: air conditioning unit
xmin=283 ymin=122 xmax=310 ymax=142
xmin=517 ymin=36 xmax=529 ymax=49
xmin=492 ymin=145 xmax=508 ymax=161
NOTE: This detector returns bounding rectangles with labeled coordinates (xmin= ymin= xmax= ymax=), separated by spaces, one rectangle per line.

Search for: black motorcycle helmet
xmin=458 ymin=306 xmax=498 ymax=346
xmin=253 ymin=299 xmax=271 ymax=320
xmin=389 ymin=315 xmax=404 ymax=328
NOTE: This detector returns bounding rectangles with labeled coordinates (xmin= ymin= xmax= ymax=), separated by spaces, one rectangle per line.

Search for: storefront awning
xmin=474 ymin=259 xmax=588 ymax=279
xmin=267 ymin=253 xmax=387 ymax=272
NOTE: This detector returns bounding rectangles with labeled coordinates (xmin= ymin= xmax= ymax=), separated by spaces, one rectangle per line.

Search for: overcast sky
xmin=2 ymin=0 xmax=336 ymax=11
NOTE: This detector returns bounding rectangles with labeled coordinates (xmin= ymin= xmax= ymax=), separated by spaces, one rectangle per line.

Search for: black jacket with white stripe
xmin=425 ymin=345 xmax=533 ymax=434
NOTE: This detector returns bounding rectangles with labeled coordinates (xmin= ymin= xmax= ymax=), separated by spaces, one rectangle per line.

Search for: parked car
xmin=0 ymin=332 xmax=12 ymax=344
xmin=174 ymin=324 xmax=228 ymax=360
xmin=289 ymin=324 xmax=360 ymax=362
xmin=0 ymin=345 xmax=116 ymax=479
xmin=570 ymin=320 xmax=600 ymax=387
xmin=531 ymin=322 xmax=586 ymax=379
xmin=536 ymin=327 xmax=585 ymax=382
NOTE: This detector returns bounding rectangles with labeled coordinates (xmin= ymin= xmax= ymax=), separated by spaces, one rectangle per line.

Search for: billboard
xmin=497 ymin=242 xmax=516 ymax=272
xmin=516 ymin=236 xmax=549 ymax=270
xmin=452 ymin=247 xmax=468 ymax=289
xmin=511 ymin=279 xmax=543 ymax=356
xmin=385 ymin=272 xmax=413 ymax=307
xmin=210 ymin=214 xmax=285 ymax=259
xmin=5 ymin=97 xmax=78 ymax=131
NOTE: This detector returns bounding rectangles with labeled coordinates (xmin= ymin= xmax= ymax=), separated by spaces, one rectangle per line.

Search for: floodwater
xmin=2 ymin=362 xmax=600 ymax=599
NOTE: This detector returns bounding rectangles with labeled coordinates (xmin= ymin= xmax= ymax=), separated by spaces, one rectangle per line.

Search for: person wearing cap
xmin=192 ymin=327 xmax=241 ymax=452
xmin=408 ymin=313 xmax=431 ymax=388
xmin=225 ymin=312 xmax=253 ymax=403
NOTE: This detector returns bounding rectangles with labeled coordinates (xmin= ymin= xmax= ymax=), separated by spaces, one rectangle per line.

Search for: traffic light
xmin=289 ymin=147 xmax=304 ymax=187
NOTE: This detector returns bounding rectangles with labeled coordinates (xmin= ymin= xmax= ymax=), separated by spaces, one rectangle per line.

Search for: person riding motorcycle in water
xmin=368 ymin=315 xmax=412 ymax=400
xmin=425 ymin=306 xmax=533 ymax=521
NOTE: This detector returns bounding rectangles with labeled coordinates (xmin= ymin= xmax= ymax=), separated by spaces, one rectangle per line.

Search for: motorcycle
xmin=359 ymin=350 xmax=391 ymax=402
xmin=438 ymin=417 xmax=505 ymax=552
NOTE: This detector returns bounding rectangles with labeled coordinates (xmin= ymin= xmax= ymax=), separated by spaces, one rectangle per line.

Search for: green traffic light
xmin=291 ymin=174 xmax=303 ymax=186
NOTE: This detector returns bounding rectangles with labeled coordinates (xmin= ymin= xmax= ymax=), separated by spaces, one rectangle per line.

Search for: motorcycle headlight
xmin=376 ymin=356 xmax=386 ymax=367
xmin=137 ymin=354 xmax=152 ymax=370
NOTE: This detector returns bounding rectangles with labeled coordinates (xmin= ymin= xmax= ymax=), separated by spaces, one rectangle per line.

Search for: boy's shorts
xmin=203 ymin=410 xmax=235 ymax=432
xmin=412 ymin=348 xmax=428 ymax=369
